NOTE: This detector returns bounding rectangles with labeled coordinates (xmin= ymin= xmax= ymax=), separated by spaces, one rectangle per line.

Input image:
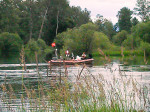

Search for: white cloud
xmin=69 ymin=0 xmax=138 ymax=24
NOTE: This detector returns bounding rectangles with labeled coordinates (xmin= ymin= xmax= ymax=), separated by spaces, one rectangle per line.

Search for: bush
xmin=93 ymin=32 xmax=112 ymax=51
xmin=122 ymin=35 xmax=141 ymax=50
xmin=25 ymin=39 xmax=52 ymax=62
xmin=140 ymin=41 xmax=150 ymax=56
xmin=37 ymin=39 xmax=47 ymax=50
xmin=55 ymin=23 xmax=114 ymax=57
xmin=0 ymin=32 xmax=23 ymax=54
xmin=25 ymin=39 xmax=39 ymax=52
xmin=132 ymin=21 xmax=150 ymax=43
xmin=57 ymin=23 xmax=98 ymax=56
xmin=112 ymin=30 xmax=128 ymax=46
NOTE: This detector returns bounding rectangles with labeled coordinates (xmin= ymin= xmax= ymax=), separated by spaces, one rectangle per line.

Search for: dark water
xmin=0 ymin=56 xmax=150 ymax=111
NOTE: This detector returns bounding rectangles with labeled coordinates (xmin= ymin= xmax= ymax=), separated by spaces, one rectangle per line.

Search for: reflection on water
xmin=0 ymin=57 xmax=150 ymax=111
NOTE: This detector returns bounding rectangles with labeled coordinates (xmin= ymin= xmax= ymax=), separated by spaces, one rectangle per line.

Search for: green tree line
xmin=55 ymin=21 xmax=150 ymax=57
xmin=0 ymin=0 xmax=150 ymax=60
xmin=0 ymin=0 xmax=91 ymax=43
xmin=0 ymin=0 xmax=91 ymax=59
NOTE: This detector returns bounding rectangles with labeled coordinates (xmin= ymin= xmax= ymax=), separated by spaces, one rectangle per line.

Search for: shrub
xmin=0 ymin=32 xmax=23 ymax=54
xmin=93 ymin=32 xmax=112 ymax=51
xmin=112 ymin=30 xmax=128 ymax=46
xmin=57 ymin=23 xmax=98 ymax=56
xmin=140 ymin=41 xmax=150 ymax=56
xmin=37 ymin=39 xmax=47 ymax=50
xmin=132 ymin=21 xmax=150 ymax=43
xmin=122 ymin=35 xmax=141 ymax=50
xmin=25 ymin=39 xmax=39 ymax=52
xmin=55 ymin=23 xmax=114 ymax=57
xmin=25 ymin=39 xmax=52 ymax=62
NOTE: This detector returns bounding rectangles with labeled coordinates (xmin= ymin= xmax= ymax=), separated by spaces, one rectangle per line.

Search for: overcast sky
xmin=69 ymin=0 xmax=138 ymax=24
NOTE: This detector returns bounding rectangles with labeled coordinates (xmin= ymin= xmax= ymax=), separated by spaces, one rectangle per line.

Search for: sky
xmin=69 ymin=0 xmax=138 ymax=24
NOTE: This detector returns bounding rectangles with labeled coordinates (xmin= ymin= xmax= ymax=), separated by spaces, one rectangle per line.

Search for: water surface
xmin=0 ymin=56 xmax=150 ymax=111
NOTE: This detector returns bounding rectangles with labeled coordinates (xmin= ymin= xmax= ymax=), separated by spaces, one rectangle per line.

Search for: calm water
xmin=0 ymin=56 xmax=150 ymax=111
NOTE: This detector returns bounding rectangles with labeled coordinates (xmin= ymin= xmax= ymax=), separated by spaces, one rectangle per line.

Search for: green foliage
xmin=132 ymin=21 xmax=150 ymax=43
xmin=55 ymin=32 xmax=66 ymax=50
xmin=103 ymin=21 xmax=116 ymax=40
xmin=113 ymin=30 xmax=128 ymax=46
xmin=43 ymin=0 xmax=91 ymax=44
xmin=140 ymin=41 xmax=150 ymax=56
xmin=134 ymin=0 xmax=150 ymax=22
xmin=0 ymin=32 xmax=23 ymax=54
xmin=131 ymin=17 xmax=139 ymax=26
xmin=93 ymin=50 xmax=143 ymax=57
xmin=0 ymin=0 xmax=20 ymax=33
xmin=117 ymin=7 xmax=133 ymax=32
xmin=37 ymin=39 xmax=47 ymax=50
xmin=56 ymin=23 xmax=99 ymax=56
xmin=0 ymin=0 xmax=91 ymax=45
xmin=122 ymin=35 xmax=141 ymax=49
xmin=93 ymin=32 xmax=112 ymax=51
xmin=55 ymin=23 xmax=113 ymax=57
xmin=25 ymin=39 xmax=39 ymax=52
xmin=25 ymin=39 xmax=52 ymax=62
xmin=69 ymin=7 xmax=91 ymax=27
xmin=95 ymin=15 xmax=116 ymax=41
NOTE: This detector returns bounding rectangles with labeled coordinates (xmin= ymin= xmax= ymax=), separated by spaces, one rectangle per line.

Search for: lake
xmin=0 ymin=56 xmax=150 ymax=111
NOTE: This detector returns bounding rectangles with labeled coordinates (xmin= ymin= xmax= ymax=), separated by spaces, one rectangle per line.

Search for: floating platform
xmin=48 ymin=59 xmax=94 ymax=65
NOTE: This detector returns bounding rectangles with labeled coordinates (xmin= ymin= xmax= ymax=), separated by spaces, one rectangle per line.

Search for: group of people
xmin=65 ymin=49 xmax=87 ymax=60
xmin=52 ymin=43 xmax=91 ymax=60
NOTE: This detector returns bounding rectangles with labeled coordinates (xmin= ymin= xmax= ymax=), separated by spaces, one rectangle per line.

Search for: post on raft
xmin=51 ymin=42 xmax=58 ymax=59
xmin=55 ymin=48 xmax=58 ymax=59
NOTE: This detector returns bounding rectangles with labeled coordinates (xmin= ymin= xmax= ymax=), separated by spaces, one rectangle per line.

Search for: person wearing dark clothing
xmin=88 ymin=54 xmax=93 ymax=59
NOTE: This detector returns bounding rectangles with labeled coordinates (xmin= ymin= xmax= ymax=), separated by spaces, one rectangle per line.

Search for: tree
xmin=117 ymin=7 xmax=133 ymax=32
xmin=95 ymin=14 xmax=106 ymax=32
xmin=134 ymin=0 xmax=150 ymax=22
xmin=55 ymin=23 xmax=98 ymax=56
xmin=69 ymin=6 xmax=91 ymax=27
xmin=140 ymin=41 xmax=150 ymax=56
xmin=112 ymin=30 xmax=128 ymax=46
xmin=122 ymin=35 xmax=141 ymax=49
xmin=0 ymin=0 xmax=91 ymax=46
xmin=0 ymin=32 xmax=23 ymax=55
xmin=131 ymin=17 xmax=139 ymax=26
xmin=132 ymin=21 xmax=150 ymax=43
xmin=25 ymin=38 xmax=52 ymax=62
xmin=55 ymin=23 xmax=113 ymax=57
xmin=18 ymin=0 xmax=47 ymax=43
xmin=0 ymin=0 xmax=20 ymax=33
xmin=93 ymin=32 xmax=112 ymax=50
xmin=95 ymin=15 xmax=116 ymax=41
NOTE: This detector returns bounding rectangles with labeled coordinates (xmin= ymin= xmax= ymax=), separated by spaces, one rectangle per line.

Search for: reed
xmin=19 ymin=46 xmax=26 ymax=71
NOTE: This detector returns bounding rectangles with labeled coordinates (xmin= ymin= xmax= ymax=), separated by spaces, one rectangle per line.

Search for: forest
xmin=0 ymin=0 xmax=150 ymax=61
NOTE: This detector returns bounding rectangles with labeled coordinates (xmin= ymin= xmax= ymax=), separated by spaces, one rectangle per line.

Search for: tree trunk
xmin=56 ymin=10 xmax=59 ymax=36
xmin=38 ymin=7 xmax=48 ymax=39
xmin=29 ymin=1 xmax=33 ymax=41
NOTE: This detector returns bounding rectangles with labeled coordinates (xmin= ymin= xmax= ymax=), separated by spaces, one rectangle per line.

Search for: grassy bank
xmin=93 ymin=50 xmax=144 ymax=57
